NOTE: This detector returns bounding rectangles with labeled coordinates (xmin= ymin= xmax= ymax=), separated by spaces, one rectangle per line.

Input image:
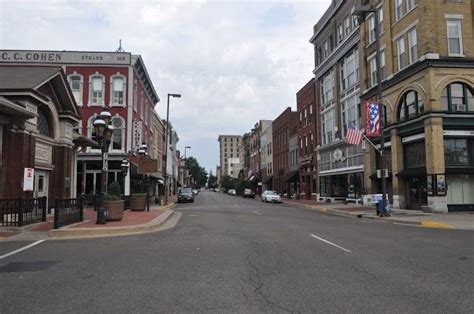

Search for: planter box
xmin=104 ymin=200 xmax=124 ymax=221
xmin=130 ymin=195 xmax=146 ymax=211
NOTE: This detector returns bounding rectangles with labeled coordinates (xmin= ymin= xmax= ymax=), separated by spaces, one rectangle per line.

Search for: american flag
xmin=366 ymin=102 xmax=381 ymax=137
xmin=345 ymin=126 xmax=363 ymax=145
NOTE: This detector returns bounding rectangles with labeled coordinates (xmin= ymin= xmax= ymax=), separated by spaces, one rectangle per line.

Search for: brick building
xmin=359 ymin=0 xmax=474 ymax=212
xmin=0 ymin=66 xmax=84 ymax=208
xmin=296 ymin=78 xmax=318 ymax=200
xmin=260 ymin=122 xmax=274 ymax=191
xmin=0 ymin=49 xmax=161 ymax=199
xmin=272 ymin=107 xmax=298 ymax=195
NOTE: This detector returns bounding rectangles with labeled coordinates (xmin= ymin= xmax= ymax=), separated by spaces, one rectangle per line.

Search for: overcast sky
xmin=0 ymin=0 xmax=330 ymax=173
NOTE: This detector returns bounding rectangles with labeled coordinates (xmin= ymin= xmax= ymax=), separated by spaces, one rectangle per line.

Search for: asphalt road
xmin=1 ymin=191 xmax=473 ymax=313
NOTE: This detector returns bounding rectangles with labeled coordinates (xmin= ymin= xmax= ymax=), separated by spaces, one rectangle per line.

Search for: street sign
xmin=103 ymin=153 xmax=108 ymax=171
xmin=23 ymin=167 xmax=34 ymax=191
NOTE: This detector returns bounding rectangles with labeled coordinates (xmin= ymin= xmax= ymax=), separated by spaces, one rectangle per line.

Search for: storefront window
xmin=444 ymin=139 xmax=472 ymax=165
xmin=404 ymin=141 xmax=425 ymax=168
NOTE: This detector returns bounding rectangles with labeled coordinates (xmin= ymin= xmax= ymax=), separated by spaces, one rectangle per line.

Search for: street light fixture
xmin=93 ymin=107 xmax=114 ymax=224
xmin=164 ymin=93 xmax=181 ymax=205
xmin=352 ymin=4 xmax=388 ymax=216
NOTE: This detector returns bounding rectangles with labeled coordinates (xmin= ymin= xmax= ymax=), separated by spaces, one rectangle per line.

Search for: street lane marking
xmin=310 ymin=234 xmax=351 ymax=253
xmin=188 ymin=214 xmax=200 ymax=217
xmin=252 ymin=211 xmax=262 ymax=215
xmin=0 ymin=240 xmax=46 ymax=259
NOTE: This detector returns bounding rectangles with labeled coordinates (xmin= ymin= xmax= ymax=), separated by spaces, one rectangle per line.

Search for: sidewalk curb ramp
xmin=48 ymin=205 xmax=176 ymax=239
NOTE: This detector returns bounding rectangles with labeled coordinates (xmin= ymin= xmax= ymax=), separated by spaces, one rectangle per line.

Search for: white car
xmin=227 ymin=189 xmax=236 ymax=196
xmin=261 ymin=190 xmax=281 ymax=203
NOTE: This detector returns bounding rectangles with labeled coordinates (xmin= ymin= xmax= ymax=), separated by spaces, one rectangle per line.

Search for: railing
xmin=54 ymin=197 xmax=84 ymax=229
xmin=0 ymin=197 xmax=47 ymax=227
xmin=83 ymin=194 xmax=99 ymax=208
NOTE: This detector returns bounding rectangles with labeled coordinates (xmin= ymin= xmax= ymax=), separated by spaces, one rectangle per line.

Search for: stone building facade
xmin=359 ymin=0 xmax=474 ymax=212
xmin=217 ymin=135 xmax=241 ymax=181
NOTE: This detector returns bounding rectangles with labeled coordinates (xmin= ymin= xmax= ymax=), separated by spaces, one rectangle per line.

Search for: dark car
xmin=178 ymin=187 xmax=194 ymax=203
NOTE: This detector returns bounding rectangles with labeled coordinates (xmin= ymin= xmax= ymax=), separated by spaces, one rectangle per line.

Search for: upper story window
xmin=321 ymin=71 xmax=334 ymax=105
xmin=68 ymin=74 xmax=83 ymax=105
xmin=111 ymin=116 xmax=125 ymax=151
xmin=408 ymin=27 xmax=418 ymax=64
xmin=398 ymin=90 xmax=423 ymax=121
xmin=140 ymin=91 xmax=144 ymax=119
xmin=395 ymin=0 xmax=404 ymax=21
xmin=368 ymin=15 xmax=376 ymax=43
xmin=111 ymin=76 xmax=125 ymax=106
xmin=396 ymin=37 xmax=406 ymax=71
xmin=344 ymin=16 xmax=351 ymax=36
xmin=407 ymin=0 xmax=416 ymax=12
xmin=446 ymin=18 xmax=463 ymax=56
xmin=369 ymin=50 xmax=386 ymax=87
xmin=341 ymin=93 xmax=359 ymax=137
xmin=133 ymin=80 xmax=138 ymax=112
xmin=337 ymin=23 xmax=344 ymax=43
xmin=37 ymin=108 xmax=51 ymax=137
xmin=323 ymin=40 xmax=330 ymax=58
xmin=321 ymin=106 xmax=335 ymax=145
xmin=441 ymin=82 xmax=474 ymax=112
xmin=340 ymin=49 xmax=359 ymax=91
xmin=89 ymin=74 xmax=104 ymax=106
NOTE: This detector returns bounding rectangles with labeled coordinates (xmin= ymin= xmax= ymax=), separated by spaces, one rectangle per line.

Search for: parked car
xmin=227 ymin=189 xmax=236 ymax=196
xmin=192 ymin=189 xmax=199 ymax=195
xmin=261 ymin=190 xmax=281 ymax=203
xmin=243 ymin=188 xmax=255 ymax=198
xmin=178 ymin=187 xmax=194 ymax=203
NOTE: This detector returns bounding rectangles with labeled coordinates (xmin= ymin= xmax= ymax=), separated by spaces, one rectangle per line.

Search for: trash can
xmin=377 ymin=199 xmax=385 ymax=215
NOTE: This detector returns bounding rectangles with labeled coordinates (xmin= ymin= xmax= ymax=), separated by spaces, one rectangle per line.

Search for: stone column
xmin=390 ymin=129 xmax=405 ymax=209
xmin=424 ymin=117 xmax=447 ymax=212
xmin=363 ymin=139 xmax=377 ymax=194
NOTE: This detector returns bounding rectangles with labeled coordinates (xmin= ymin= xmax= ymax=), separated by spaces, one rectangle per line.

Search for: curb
xmin=282 ymin=201 xmax=461 ymax=229
xmin=48 ymin=206 xmax=176 ymax=239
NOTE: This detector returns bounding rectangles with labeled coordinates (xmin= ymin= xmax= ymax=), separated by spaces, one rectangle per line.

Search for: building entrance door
xmin=406 ymin=176 xmax=427 ymax=210
xmin=34 ymin=170 xmax=49 ymax=208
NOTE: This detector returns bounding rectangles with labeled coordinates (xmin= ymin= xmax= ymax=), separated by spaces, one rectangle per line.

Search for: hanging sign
xmin=133 ymin=120 xmax=143 ymax=150
xmin=23 ymin=167 xmax=34 ymax=191
xmin=365 ymin=101 xmax=381 ymax=137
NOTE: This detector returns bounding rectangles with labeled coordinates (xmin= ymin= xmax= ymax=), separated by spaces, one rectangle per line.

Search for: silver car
xmin=261 ymin=190 xmax=281 ymax=203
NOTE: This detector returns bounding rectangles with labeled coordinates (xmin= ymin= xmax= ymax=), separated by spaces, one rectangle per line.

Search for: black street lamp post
xmin=184 ymin=146 xmax=191 ymax=186
xmin=137 ymin=143 xmax=149 ymax=211
xmin=164 ymin=93 xmax=181 ymax=205
xmin=93 ymin=107 xmax=114 ymax=224
xmin=352 ymin=4 xmax=388 ymax=216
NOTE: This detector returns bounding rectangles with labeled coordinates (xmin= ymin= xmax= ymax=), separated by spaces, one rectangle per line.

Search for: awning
xmin=283 ymin=170 xmax=299 ymax=182
xmin=263 ymin=175 xmax=273 ymax=184
xmin=396 ymin=167 xmax=426 ymax=177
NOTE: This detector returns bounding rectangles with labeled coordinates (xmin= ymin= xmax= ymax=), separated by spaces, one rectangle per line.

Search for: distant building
xmin=272 ymin=107 xmax=298 ymax=195
xmin=296 ymin=78 xmax=318 ymax=200
xmin=226 ymin=157 xmax=240 ymax=178
xmin=260 ymin=123 xmax=273 ymax=191
xmin=217 ymin=135 xmax=241 ymax=180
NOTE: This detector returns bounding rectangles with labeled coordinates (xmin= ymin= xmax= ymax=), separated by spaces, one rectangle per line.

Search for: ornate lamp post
xmin=164 ymin=93 xmax=181 ymax=205
xmin=93 ymin=107 xmax=114 ymax=224
xmin=184 ymin=145 xmax=191 ymax=186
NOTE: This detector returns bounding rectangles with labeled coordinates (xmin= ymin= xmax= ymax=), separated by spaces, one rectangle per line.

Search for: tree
xmin=208 ymin=170 xmax=217 ymax=188
xmin=220 ymin=175 xmax=236 ymax=191
xmin=185 ymin=156 xmax=208 ymax=188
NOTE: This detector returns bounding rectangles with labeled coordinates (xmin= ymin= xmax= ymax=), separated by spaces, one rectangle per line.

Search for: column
xmin=390 ymin=129 xmax=405 ymax=209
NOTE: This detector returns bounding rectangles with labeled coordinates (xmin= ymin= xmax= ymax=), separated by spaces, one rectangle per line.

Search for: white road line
xmin=188 ymin=214 xmax=200 ymax=217
xmin=310 ymin=234 xmax=351 ymax=253
xmin=0 ymin=240 xmax=46 ymax=259
xmin=252 ymin=211 xmax=262 ymax=215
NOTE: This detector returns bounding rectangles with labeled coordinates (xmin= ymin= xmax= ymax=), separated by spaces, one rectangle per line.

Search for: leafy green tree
xmin=220 ymin=175 xmax=236 ymax=191
xmin=208 ymin=170 xmax=217 ymax=188
xmin=185 ymin=156 xmax=208 ymax=188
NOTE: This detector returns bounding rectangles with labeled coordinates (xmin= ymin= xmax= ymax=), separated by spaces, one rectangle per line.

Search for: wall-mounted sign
xmin=0 ymin=50 xmax=131 ymax=65
xmin=35 ymin=142 xmax=52 ymax=164
xmin=133 ymin=120 xmax=143 ymax=150
xmin=23 ymin=167 xmax=34 ymax=191
xmin=436 ymin=174 xmax=446 ymax=196
xmin=426 ymin=175 xmax=434 ymax=196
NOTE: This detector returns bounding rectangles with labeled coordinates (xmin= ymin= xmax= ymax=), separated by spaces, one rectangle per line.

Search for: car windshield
xmin=181 ymin=188 xmax=193 ymax=193
xmin=266 ymin=191 xmax=277 ymax=195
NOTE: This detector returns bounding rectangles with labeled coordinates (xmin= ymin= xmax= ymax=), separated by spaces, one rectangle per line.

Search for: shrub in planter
xmin=130 ymin=193 xmax=147 ymax=211
xmin=104 ymin=181 xmax=124 ymax=221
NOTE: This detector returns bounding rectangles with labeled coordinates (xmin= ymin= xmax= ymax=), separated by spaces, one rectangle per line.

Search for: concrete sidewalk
xmin=0 ymin=202 xmax=178 ymax=241
xmin=282 ymin=199 xmax=474 ymax=230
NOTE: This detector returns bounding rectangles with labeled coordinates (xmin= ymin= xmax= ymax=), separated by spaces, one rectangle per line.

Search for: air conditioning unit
xmin=452 ymin=104 xmax=467 ymax=112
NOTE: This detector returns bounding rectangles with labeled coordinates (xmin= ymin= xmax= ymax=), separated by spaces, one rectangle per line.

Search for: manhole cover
xmin=0 ymin=261 xmax=59 ymax=273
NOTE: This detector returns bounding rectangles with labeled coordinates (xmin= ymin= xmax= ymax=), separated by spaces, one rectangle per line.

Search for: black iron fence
xmin=0 ymin=197 xmax=47 ymax=227
xmin=124 ymin=195 xmax=130 ymax=210
xmin=54 ymin=197 xmax=84 ymax=229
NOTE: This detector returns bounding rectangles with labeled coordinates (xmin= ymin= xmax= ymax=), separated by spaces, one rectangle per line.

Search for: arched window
xmin=68 ymin=73 xmax=83 ymax=105
xmin=89 ymin=74 xmax=104 ymax=105
xmin=111 ymin=75 xmax=125 ymax=106
xmin=111 ymin=117 xmax=124 ymax=151
xmin=37 ymin=108 xmax=51 ymax=137
xmin=398 ymin=90 xmax=423 ymax=121
xmin=441 ymin=82 xmax=474 ymax=112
